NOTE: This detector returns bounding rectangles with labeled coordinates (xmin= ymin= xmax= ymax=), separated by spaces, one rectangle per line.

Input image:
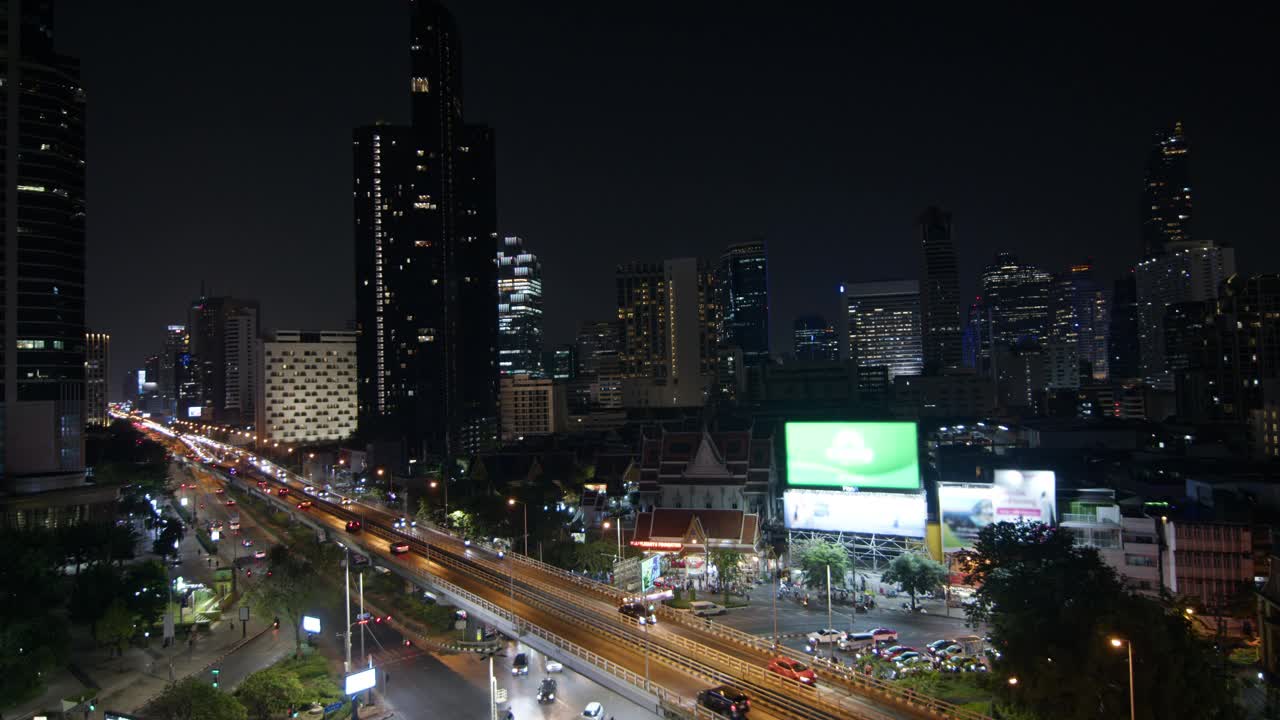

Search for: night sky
xmin=58 ymin=2 xmax=1279 ymax=393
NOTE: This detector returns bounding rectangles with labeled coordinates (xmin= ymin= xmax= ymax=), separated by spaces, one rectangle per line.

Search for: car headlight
xmin=548 ymin=694 xmax=554 ymax=700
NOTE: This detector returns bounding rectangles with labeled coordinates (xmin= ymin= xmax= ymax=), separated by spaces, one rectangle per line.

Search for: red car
xmin=276 ymin=488 xmax=290 ymax=496
xmin=346 ymin=520 xmax=362 ymax=533
xmin=225 ymin=499 xmax=236 ymax=506
xmin=766 ymin=657 xmax=816 ymax=685
xmin=296 ymin=501 xmax=313 ymax=510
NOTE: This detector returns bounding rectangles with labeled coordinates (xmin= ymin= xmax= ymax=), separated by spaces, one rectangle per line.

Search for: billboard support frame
xmin=786 ymin=528 xmax=925 ymax=572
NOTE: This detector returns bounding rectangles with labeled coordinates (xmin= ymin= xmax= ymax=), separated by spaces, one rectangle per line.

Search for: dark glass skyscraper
xmin=354 ymin=0 xmax=498 ymax=458
xmin=1141 ymin=122 xmax=1192 ymax=259
xmin=918 ymin=207 xmax=962 ymax=372
xmin=981 ymin=252 xmax=1052 ymax=348
xmin=717 ymin=241 xmax=769 ymax=366
xmin=792 ymin=315 xmax=839 ymax=362
xmin=1109 ymin=271 xmax=1141 ymax=381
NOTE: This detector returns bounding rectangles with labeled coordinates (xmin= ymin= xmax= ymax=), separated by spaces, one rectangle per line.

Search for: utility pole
xmin=359 ymin=571 xmax=366 ymax=663
xmin=344 ymin=548 xmax=352 ymax=672
xmin=488 ymin=654 xmax=498 ymax=720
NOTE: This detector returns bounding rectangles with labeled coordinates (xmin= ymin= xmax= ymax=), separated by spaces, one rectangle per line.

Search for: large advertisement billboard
xmin=784 ymin=422 xmax=920 ymax=490
xmin=940 ymin=470 xmax=1057 ymax=551
xmin=783 ymin=489 xmax=927 ymax=537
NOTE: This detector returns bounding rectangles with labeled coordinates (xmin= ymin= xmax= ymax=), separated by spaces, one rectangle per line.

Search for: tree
xmin=96 ymin=600 xmax=135 ymax=656
xmin=880 ymin=552 xmax=947 ymax=610
xmin=792 ymin=537 xmax=849 ymax=587
xmin=415 ymin=497 xmax=434 ymax=526
xmin=146 ymin=676 xmax=247 ymax=720
xmin=235 ymin=666 xmax=307 ymax=720
xmin=125 ymin=560 xmax=171 ymax=626
xmin=154 ymin=518 xmax=185 ymax=561
xmin=575 ymin=541 xmax=617 ymax=574
xmin=0 ymin=529 xmax=70 ymax=706
xmin=709 ymin=549 xmax=743 ymax=604
xmin=248 ymin=546 xmax=321 ymax=655
xmin=958 ymin=520 xmax=1239 ymax=719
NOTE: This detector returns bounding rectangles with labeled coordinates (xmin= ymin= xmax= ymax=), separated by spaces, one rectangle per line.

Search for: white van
xmin=689 ymin=600 xmax=726 ymax=617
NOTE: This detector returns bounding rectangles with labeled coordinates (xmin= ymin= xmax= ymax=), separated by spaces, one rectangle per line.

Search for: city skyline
xmin=59 ymin=2 xmax=1278 ymax=383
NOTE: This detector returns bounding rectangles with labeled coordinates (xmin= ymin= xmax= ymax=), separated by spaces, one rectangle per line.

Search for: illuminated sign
xmin=344 ymin=667 xmax=377 ymax=695
xmin=629 ymin=541 xmax=684 ymax=550
xmin=187 ymin=406 xmax=203 ymax=418
xmin=940 ymin=470 xmax=1058 ymax=551
xmin=783 ymin=489 xmax=926 ymax=537
xmin=302 ymin=615 xmax=321 ymax=633
xmin=784 ymin=422 xmax=920 ymax=490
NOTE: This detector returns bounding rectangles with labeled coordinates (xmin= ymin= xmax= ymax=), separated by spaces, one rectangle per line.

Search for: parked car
xmin=926 ymin=639 xmax=957 ymax=656
xmin=807 ymin=628 xmax=846 ymax=645
xmin=696 ymin=686 xmax=750 ymax=718
xmin=689 ymin=601 xmax=727 ymax=617
xmin=537 ymin=678 xmax=557 ymax=704
xmin=618 ymin=602 xmax=657 ymax=625
xmin=766 ymin=657 xmax=816 ymax=685
xmin=881 ymin=645 xmax=917 ymax=659
xmin=894 ymin=652 xmax=926 ymax=665
xmin=512 ymin=653 xmax=529 ymax=676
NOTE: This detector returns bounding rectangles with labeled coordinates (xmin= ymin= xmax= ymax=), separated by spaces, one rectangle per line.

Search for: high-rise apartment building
xmin=0 ymin=2 xmax=117 ymax=527
xmin=981 ymin=253 xmax=1052 ymax=349
xmin=1109 ymin=271 xmax=1141 ymax=381
xmin=717 ymin=241 xmax=769 ymax=366
xmin=499 ymin=374 xmax=567 ymax=442
xmin=188 ymin=296 xmax=260 ymax=426
xmin=918 ymin=207 xmax=962 ymax=372
xmin=793 ymin=315 xmax=839 ymax=362
xmin=497 ymin=236 xmax=544 ymax=377
xmin=1049 ymin=262 xmax=1109 ymax=381
xmin=1135 ymin=239 xmax=1234 ymax=384
xmin=1182 ymin=275 xmax=1280 ymax=422
xmin=575 ymin=320 xmax=620 ymax=376
xmin=85 ymin=332 xmax=110 ymax=427
xmin=354 ymin=0 xmax=499 ymax=458
xmin=616 ymin=258 xmax=718 ymax=407
xmin=844 ymin=280 xmax=923 ymax=380
xmin=257 ymin=331 xmax=358 ymax=445
xmin=1141 ymin=122 xmax=1193 ymax=259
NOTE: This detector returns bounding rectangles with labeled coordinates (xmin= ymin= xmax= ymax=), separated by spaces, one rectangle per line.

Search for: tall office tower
xmin=717 ymin=241 xmax=770 ymax=366
xmin=918 ymin=207 xmax=962 ymax=372
xmin=616 ymin=258 xmax=718 ymax=407
xmin=497 ymin=236 xmax=544 ymax=377
xmin=575 ymin=319 xmax=620 ymax=376
xmin=981 ymin=253 xmax=1052 ymax=349
xmin=1182 ymin=275 xmax=1280 ymax=422
xmin=157 ymin=324 xmax=188 ymax=416
xmin=1141 ymin=122 xmax=1193 ymax=259
xmin=187 ymin=297 xmax=259 ymax=425
xmin=1049 ymin=262 xmax=1110 ymax=381
xmin=843 ymin=280 xmax=923 ymax=380
xmin=257 ymin=331 xmax=358 ymax=445
xmin=1135 ymin=240 xmax=1234 ymax=385
xmin=1 ymin=1 xmax=102 ymax=523
xmin=1109 ymin=271 xmax=1141 ymax=381
xmin=793 ymin=315 xmax=839 ymax=362
xmin=961 ymin=298 xmax=991 ymax=372
xmin=354 ymin=1 xmax=499 ymax=458
xmin=543 ymin=345 xmax=576 ymax=381
xmin=85 ymin=332 xmax=110 ymax=427
xmin=1162 ymin=301 xmax=1208 ymax=375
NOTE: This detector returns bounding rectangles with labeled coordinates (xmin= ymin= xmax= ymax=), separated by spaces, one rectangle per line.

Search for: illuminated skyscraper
xmin=844 ymin=281 xmax=923 ymax=380
xmin=354 ymin=0 xmax=498 ymax=457
xmin=85 ymin=332 xmax=111 ymax=427
xmin=1049 ymin=262 xmax=1109 ymax=381
xmin=1142 ymin=122 xmax=1193 ymax=259
xmin=717 ymin=241 xmax=770 ymax=366
xmin=497 ymin=236 xmax=544 ymax=377
xmin=981 ymin=253 xmax=1052 ymax=349
xmin=1135 ymin=240 xmax=1234 ymax=385
xmin=616 ymin=259 xmax=718 ymax=407
xmin=918 ymin=207 xmax=962 ymax=372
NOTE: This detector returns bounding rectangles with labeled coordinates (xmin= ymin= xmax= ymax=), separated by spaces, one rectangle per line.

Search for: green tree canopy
xmin=146 ymin=677 xmax=247 ymax=720
xmin=880 ymin=552 xmax=947 ymax=609
xmin=792 ymin=537 xmax=849 ymax=587
xmin=575 ymin=540 xmax=617 ymax=574
xmin=95 ymin=599 xmax=135 ymax=656
xmin=958 ymin=520 xmax=1239 ymax=719
xmin=235 ymin=666 xmax=307 ymax=720
xmin=709 ymin=549 xmax=743 ymax=604
xmin=0 ymin=529 xmax=70 ymax=706
xmin=249 ymin=546 xmax=322 ymax=654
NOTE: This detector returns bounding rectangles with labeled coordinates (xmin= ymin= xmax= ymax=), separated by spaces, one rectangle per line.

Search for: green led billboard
xmin=784 ymin=422 xmax=920 ymax=490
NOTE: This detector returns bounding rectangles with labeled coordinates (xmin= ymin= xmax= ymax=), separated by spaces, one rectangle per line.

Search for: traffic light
xmin=211 ymin=667 xmax=221 ymax=688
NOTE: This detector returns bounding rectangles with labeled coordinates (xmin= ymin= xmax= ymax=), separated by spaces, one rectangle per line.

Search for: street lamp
xmin=602 ymin=520 xmax=622 ymax=560
xmin=507 ymin=498 xmax=528 ymax=556
xmin=1109 ymin=637 xmax=1136 ymax=720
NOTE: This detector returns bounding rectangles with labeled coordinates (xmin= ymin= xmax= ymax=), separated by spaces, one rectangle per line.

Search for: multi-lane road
xmin=135 ymin=416 xmax=990 ymax=720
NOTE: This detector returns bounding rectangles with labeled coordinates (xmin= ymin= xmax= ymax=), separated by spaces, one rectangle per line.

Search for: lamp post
xmin=507 ymin=498 xmax=528 ymax=556
xmin=1109 ymin=637 xmax=1136 ymax=720
xmin=603 ymin=520 xmax=622 ymax=561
